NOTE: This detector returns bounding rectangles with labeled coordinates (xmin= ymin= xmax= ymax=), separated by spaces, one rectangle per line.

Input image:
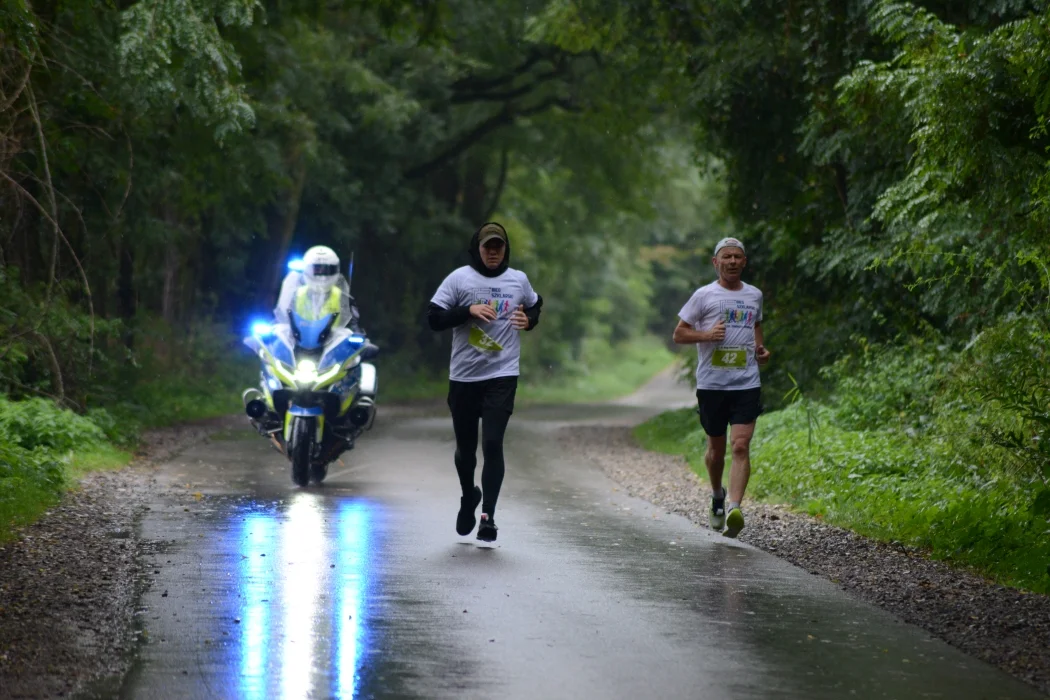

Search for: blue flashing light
xmin=287 ymin=258 xmax=305 ymax=272
xmin=349 ymin=334 xmax=366 ymax=344
xmin=252 ymin=322 xmax=274 ymax=337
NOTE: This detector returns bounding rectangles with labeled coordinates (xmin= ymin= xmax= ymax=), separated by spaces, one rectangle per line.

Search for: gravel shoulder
xmin=0 ymin=415 xmax=238 ymax=699
xmin=558 ymin=424 xmax=1050 ymax=698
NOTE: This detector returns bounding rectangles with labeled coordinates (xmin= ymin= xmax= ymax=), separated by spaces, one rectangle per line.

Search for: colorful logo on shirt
xmin=471 ymin=287 xmax=514 ymax=317
xmin=720 ymin=301 xmax=758 ymax=327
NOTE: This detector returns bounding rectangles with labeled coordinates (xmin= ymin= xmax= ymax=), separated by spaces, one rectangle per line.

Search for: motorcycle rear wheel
xmin=289 ymin=417 xmax=314 ymax=487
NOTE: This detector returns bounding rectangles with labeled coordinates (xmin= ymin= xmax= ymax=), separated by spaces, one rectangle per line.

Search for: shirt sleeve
xmin=757 ymin=289 xmax=764 ymax=323
xmin=430 ymin=270 xmax=462 ymax=309
xmin=520 ymin=273 xmax=540 ymax=308
xmin=678 ymin=288 xmax=705 ymax=327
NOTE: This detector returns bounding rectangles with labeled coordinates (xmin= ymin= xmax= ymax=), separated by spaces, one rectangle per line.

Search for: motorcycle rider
xmin=274 ymin=245 xmax=363 ymax=334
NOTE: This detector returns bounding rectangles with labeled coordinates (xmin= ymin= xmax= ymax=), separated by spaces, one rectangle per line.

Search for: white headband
xmin=714 ymin=237 xmax=745 ymax=256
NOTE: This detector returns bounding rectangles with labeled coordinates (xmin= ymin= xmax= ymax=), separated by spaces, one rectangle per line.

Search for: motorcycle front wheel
xmin=289 ymin=416 xmax=315 ymax=487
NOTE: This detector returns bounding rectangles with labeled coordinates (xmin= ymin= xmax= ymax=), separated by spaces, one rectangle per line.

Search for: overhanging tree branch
xmin=450 ymin=47 xmax=547 ymax=93
xmin=482 ymin=146 xmax=509 ymax=222
xmin=404 ymin=96 xmax=575 ymax=180
xmin=450 ymin=69 xmax=564 ymax=104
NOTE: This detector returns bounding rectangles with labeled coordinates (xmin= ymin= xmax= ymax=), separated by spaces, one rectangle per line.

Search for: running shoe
xmin=724 ymin=507 xmax=745 ymax=538
xmin=710 ymin=487 xmax=727 ymax=532
xmin=477 ymin=513 xmax=498 ymax=542
xmin=456 ymin=485 xmax=482 ymax=536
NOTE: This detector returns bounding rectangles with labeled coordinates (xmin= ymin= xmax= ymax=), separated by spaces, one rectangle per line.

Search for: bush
xmin=0 ymin=396 xmax=105 ymax=453
xmin=819 ymin=334 xmax=950 ymax=433
xmin=0 ymin=431 xmax=68 ymax=535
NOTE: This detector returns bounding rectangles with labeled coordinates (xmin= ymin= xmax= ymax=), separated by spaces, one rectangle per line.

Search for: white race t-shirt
xmin=431 ymin=266 xmax=540 ymax=382
xmin=678 ymin=281 xmax=764 ymax=391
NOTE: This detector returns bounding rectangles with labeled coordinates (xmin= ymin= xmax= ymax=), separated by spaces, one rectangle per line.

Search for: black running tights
xmin=447 ymin=377 xmax=517 ymax=518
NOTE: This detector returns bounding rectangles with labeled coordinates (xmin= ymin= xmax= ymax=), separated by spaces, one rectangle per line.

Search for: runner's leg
xmin=697 ymin=390 xmax=729 ymax=494
xmin=727 ymin=421 xmax=755 ymax=505
xmin=479 ymin=377 xmax=517 ymax=519
xmin=448 ymin=381 xmax=481 ymax=497
xmin=727 ymin=388 xmax=763 ymax=505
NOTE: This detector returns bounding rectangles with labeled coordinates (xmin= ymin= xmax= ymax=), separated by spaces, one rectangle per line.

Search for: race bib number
xmin=711 ymin=346 xmax=746 ymax=369
xmin=469 ymin=325 xmax=503 ymax=353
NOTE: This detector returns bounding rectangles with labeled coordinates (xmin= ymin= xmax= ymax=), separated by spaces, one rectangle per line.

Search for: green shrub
xmin=0 ymin=439 xmax=67 ymax=535
xmin=819 ymin=333 xmax=950 ymax=433
xmin=0 ymin=396 xmax=105 ymax=452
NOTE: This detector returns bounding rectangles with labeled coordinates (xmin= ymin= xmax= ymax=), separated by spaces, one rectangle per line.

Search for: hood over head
xmin=469 ymin=222 xmax=510 ymax=278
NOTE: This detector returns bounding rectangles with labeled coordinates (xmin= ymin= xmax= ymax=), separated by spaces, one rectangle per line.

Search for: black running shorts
xmin=447 ymin=376 xmax=518 ymax=418
xmin=695 ymin=387 xmax=763 ymax=438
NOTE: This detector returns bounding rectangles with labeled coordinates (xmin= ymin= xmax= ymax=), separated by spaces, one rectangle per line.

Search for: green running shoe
xmin=724 ymin=507 xmax=745 ymax=538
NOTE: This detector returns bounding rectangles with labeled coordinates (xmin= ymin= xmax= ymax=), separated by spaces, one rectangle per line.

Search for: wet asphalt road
xmin=103 ymin=378 xmax=1044 ymax=700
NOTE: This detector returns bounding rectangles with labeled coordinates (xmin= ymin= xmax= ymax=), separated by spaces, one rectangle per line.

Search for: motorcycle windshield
xmin=291 ymin=311 xmax=335 ymax=350
xmin=318 ymin=334 xmax=367 ymax=371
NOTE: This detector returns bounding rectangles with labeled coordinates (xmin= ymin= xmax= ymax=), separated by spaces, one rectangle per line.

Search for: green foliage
xmin=119 ymin=0 xmax=259 ymax=138
xmin=2 ymin=0 xmax=709 ymax=424
xmin=952 ymin=315 xmax=1050 ymax=495
xmin=0 ymin=439 xmax=65 ymax=540
xmin=0 ymin=396 xmax=105 ymax=453
xmin=747 ymin=404 xmax=1050 ymax=592
xmin=819 ymin=334 xmax=949 ymax=431
xmin=0 ymin=400 xmax=74 ymax=540
xmin=0 ymin=397 xmax=133 ymax=541
xmin=92 ymin=321 xmax=256 ymax=442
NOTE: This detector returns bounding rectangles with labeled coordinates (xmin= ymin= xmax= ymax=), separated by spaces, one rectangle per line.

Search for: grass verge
xmin=634 ymin=403 xmax=1050 ymax=594
xmin=519 ymin=335 xmax=676 ymax=404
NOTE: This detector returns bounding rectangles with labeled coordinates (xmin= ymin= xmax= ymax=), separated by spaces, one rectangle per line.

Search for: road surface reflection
xmin=238 ymin=494 xmax=377 ymax=699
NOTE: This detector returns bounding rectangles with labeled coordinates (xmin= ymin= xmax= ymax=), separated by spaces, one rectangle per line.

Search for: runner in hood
xmin=427 ymin=222 xmax=543 ymax=542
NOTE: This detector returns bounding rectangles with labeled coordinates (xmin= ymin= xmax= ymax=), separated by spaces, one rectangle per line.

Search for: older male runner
xmin=672 ymin=237 xmax=771 ymax=537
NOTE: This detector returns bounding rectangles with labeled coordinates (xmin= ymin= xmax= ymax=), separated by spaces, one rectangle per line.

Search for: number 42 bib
xmin=711 ymin=346 xmax=747 ymax=370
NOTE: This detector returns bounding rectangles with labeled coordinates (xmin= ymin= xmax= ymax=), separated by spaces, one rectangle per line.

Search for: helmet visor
xmin=309 ymin=263 xmax=339 ymax=278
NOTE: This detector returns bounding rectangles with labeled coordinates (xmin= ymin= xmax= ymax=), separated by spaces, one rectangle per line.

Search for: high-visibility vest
xmin=293 ymin=285 xmax=342 ymax=322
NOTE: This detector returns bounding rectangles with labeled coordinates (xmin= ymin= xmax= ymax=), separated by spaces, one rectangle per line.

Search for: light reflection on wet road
xmin=107 ymin=380 xmax=1047 ymax=700
xmin=234 ymin=498 xmax=374 ymax=699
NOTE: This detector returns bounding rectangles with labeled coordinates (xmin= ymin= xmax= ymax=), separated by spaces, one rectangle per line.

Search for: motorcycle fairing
xmin=290 ymin=310 xmax=335 ymax=351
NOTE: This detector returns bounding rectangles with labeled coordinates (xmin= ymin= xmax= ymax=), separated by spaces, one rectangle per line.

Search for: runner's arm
xmin=754 ymin=321 xmax=771 ymax=365
xmin=427 ymin=303 xmax=472 ymax=331
xmin=522 ymin=294 xmax=543 ymax=331
xmin=672 ymin=319 xmax=713 ymax=344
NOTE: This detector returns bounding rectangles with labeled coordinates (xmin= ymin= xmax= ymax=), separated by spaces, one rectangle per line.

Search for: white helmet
xmin=302 ymin=245 xmax=340 ymax=290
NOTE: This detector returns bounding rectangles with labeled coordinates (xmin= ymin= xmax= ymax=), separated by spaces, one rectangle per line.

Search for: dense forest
xmin=0 ymin=0 xmax=720 ymax=416
xmin=2 ymin=0 xmax=1049 ymax=584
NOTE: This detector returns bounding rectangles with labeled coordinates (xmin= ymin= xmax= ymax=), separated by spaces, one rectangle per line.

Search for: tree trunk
xmin=161 ymin=241 xmax=179 ymax=325
xmin=268 ymin=152 xmax=307 ymax=296
xmin=118 ymin=230 xmax=135 ymax=351
xmin=459 ymin=154 xmax=489 ymax=227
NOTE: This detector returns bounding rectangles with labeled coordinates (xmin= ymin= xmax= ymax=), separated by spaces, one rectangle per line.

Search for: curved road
xmin=101 ymin=374 xmax=1042 ymax=699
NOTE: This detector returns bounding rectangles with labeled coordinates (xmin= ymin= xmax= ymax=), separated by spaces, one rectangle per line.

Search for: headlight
xmin=294 ymin=359 xmax=319 ymax=384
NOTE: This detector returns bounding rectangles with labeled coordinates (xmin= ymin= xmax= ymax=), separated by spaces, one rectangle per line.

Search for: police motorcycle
xmin=241 ymin=259 xmax=378 ymax=487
